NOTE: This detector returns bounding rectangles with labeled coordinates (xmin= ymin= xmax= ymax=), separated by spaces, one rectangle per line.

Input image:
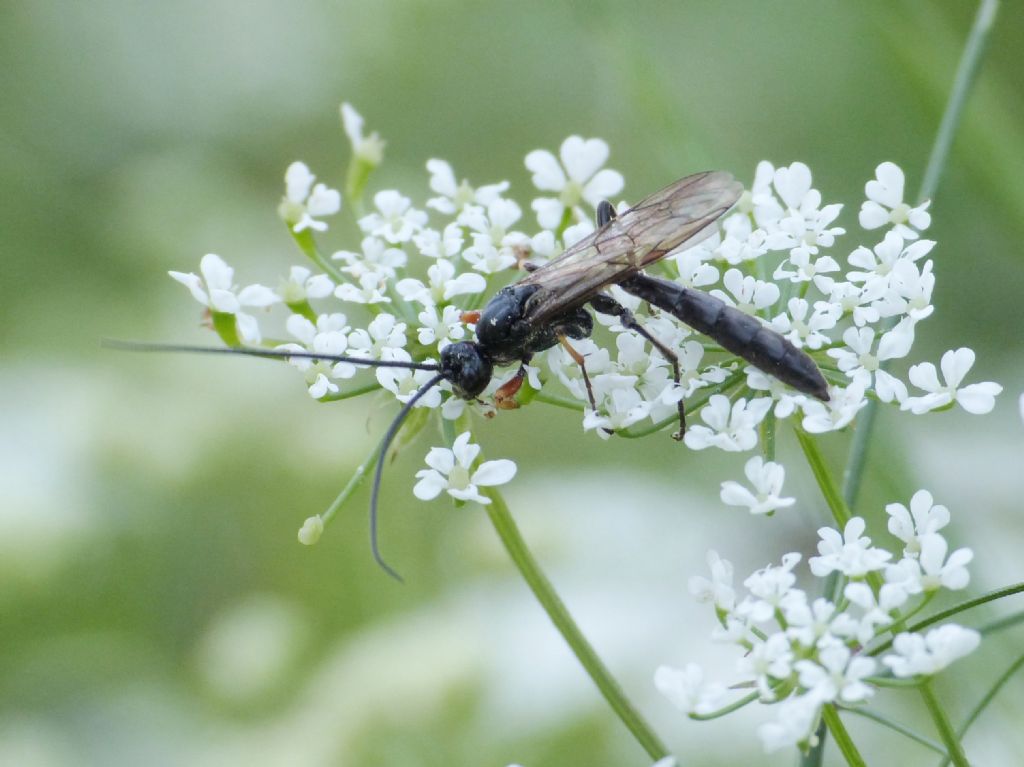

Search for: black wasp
xmin=112 ymin=170 xmax=828 ymax=578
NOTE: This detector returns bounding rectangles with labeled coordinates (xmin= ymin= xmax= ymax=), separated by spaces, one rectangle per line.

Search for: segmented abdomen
xmin=621 ymin=274 xmax=829 ymax=401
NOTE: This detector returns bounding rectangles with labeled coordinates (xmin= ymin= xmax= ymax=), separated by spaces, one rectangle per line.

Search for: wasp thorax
xmin=439 ymin=341 xmax=493 ymax=399
xmin=474 ymin=285 xmax=540 ymax=364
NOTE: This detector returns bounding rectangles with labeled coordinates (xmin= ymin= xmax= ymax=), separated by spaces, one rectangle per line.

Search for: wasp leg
xmin=558 ymin=336 xmax=600 ymax=414
xmin=494 ymin=364 xmax=528 ymax=410
xmin=589 ymin=292 xmax=687 ymax=440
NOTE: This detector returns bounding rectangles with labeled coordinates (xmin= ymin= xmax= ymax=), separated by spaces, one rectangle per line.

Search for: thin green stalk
xmin=290 ymin=227 xmax=347 ymax=283
xmin=938 ymin=651 xmax=1024 ymax=767
xmin=841 ymin=0 xmax=1000 ymax=510
xmin=320 ymin=445 xmax=379 ymax=525
xmin=795 ymin=429 xmax=852 ymax=528
xmin=688 ymin=690 xmax=759 ymax=721
xmin=483 ymin=488 xmax=670 ymax=762
xmin=921 ymin=680 xmax=972 ymax=767
xmin=531 ymin=391 xmax=586 ymax=411
xmin=842 ymin=706 xmax=947 ymax=756
xmin=821 ymin=705 xmax=867 ymax=767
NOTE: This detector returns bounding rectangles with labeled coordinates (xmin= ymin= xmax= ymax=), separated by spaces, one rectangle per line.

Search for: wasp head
xmin=439 ymin=341 xmax=493 ymax=399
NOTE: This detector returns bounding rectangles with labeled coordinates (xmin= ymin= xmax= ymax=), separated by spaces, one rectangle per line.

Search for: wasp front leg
xmin=494 ymin=364 xmax=529 ymax=410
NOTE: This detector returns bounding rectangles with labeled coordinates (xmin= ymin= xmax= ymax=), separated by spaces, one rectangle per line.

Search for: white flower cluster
xmin=169 ymin=105 xmax=1002 ymax=521
xmin=657 ymin=489 xmax=980 ymax=754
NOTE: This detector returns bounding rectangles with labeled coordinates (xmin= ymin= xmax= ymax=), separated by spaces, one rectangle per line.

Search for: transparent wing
xmin=517 ymin=170 xmax=742 ymax=325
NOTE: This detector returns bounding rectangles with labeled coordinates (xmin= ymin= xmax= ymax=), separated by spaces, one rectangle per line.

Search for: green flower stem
xmin=821 ymin=704 xmax=867 ymax=767
xmin=939 ymin=651 xmax=1024 ymax=767
xmin=794 ymin=429 xmax=852 ymax=528
xmin=921 ymin=680 xmax=972 ymax=767
xmin=842 ymin=706 xmax=946 ymax=756
xmin=978 ymin=608 xmax=1024 ymax=636
xmin=688 ymin=690 xmax=759 ymax=721
xmin=290 ymin=227 xmax=347 ymax=283
xmin=319 ymin=383 xmax=383 ymax=402
xmin=531 ymin=391 xmax=586 ymax=411
xmin=321 ymin=445 xmax=379 ymax=525
xmin=841 ymin=0 xmax=1000 ymax=511
xmin=482 ymin=487 xmax=670 ymax=762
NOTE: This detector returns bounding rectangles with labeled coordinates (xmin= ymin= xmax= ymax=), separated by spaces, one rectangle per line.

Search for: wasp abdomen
xmin=622 ymin=274 xmax=829 ymax=401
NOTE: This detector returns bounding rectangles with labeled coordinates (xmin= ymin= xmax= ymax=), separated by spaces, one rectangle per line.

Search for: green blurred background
xmin=2 ymin=2 xmax=1023 ymax=765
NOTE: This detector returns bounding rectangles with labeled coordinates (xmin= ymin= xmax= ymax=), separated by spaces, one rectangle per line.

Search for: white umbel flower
xmin=902 ymin=347 xmax=1002 ymax=415
xmin=525 ymin=136 xmax=624 ymax=229
xmin=168 ymin=253 xmax=279 ymax=343
xmin=882 ymin=625 xmax=981 ymax=677
xmin=859 ymin=162 xmax=931 ymax=239
xmin=279 ymin=161 xmax=341 ymax=233
xmin=413 ymin=432 xmax=517 ymax=505
xmin=720 ymin=456 xmax=796 ymax=515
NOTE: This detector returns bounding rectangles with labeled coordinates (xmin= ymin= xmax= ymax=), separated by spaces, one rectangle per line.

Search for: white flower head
xmin=347 ymin=312 xmax=407 ymax=357
xmin=334 ymin=270 xmax=392 ymax=305
xmin=332 ymin=236 xmax=408 ymax=279
xmin=808 ymin=517 xmax=891 ymax=578
xmin=376 ymin=348 xmax=442 ymax=408
xmin=398 ymin=260 xmax=486 ymax=307
xmin=278 ymin=312 xmax=356 ymax=398
xmin=902 ymin=347 xmax=1002 ymax=415
xmin=795 ymin=644 xmax=876 ymax=704
xmin=358 ymin=190 xmax=428 ymax=244
xmin=525 ymin=136 xmax=624 ymax=229
xmin=758 ymin=692 xmax=821 ymax=753
xmin=413 ymin=432 xmax=517 ymax=505
xmin=684 ymin=395 xmax=772 ymax=452
xmin=890 ymin=534 xmax=973 ymax=593
xmin=885 ymin=489 xmax=950 ymax=557
xmin=801 ymin=382 xmax=868 ymax=433
xmin=168 ymin=253 xmax=279 ymax=343
xmin=688 ymin=550 xmax=736 ymax=613
xmin=655 ymin=663 xmax=727 ymax=716
xmin=710 ymin=269 xmax=780 ymax=315
xmin=425 ymin=158 xmax=509 ymax=215
xmin=882 ymin=625 xmax=981 ymax=678
xmin=340 ymin=102 xmax=385 ymax=165
xmin=279 ymin=161 xmax=342 ymax=233
xmin=859 ymin=162 xmax=931 ymax=239
xmin=739 ymin=552 xmax=803 ymax=623
xmin=277 ymin=265 xmax=334 ymax=304
xmin=771 ymin=297 xmax=841 ymax=351
xmin=720 ymin=456 xmax=796 ymax=515
xmin=416 ymin=303 xmax=467 ymax=350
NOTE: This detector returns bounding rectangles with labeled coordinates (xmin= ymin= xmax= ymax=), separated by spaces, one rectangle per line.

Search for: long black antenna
xmin=368 ymin=372 xmax=446 ymax=582
xmin=102 ymin=339 xmax=441 ymax=372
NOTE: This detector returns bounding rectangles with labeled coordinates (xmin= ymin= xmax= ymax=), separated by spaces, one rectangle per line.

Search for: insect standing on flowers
xmin=109 ymin=170 xmax=829 ymax=579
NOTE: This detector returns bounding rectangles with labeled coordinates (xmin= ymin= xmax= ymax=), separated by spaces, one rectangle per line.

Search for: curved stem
xmin=938 ymin=651 xmax=1024 ymax=767
xmin=483 ymin=487 xmax=670 ymax=761
xmin=921 ymin=680 xmax=972 ymax=767
xmin=841 ymin=706 xmax=946 ymax=756
xmin=688 ymin=690 xmax=758 ymax=721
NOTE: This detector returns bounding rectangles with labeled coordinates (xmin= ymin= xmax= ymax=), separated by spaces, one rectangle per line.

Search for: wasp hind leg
xmin=589 ymin=292 xmax=687 ymax=440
